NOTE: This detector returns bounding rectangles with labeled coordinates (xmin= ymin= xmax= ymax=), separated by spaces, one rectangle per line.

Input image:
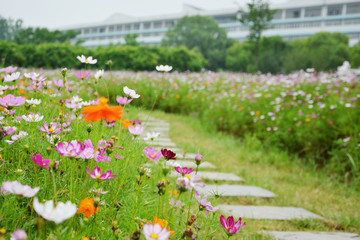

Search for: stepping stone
xmin=264 ymin=231 xmax=360 ymax=240
xmin=198 ymin=184 xmax=275 ymax=198
xmin=144 ymin=137 xmax=173 ymax=142
xmin=141 ymin=122 xmax=170 ymax=127
xmin=219 ymin=205 xmax=322 ymax=220
xmin=144 ymin=141 xmax=177 ymax=147
xmin=177 ymin=153 xmax=201 ymax=160
xmin=144 ymin=160 xmax=216 ymax=169
xmin=167 ymin=160 xmax=216 ymax=169
xmin=171 ymin=171 xmax=244 ymax=182
xmin=138 ymin=116 xmax=162 ymax=122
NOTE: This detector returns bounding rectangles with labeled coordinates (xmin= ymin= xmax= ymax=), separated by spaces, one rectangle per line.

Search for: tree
xmin=0 ymin=15 xmax=23 ymax=41
xmin=13 ymin=27 xmax=79 ymax=45
xmin=162 ymin=15 xmax=228 ymax=70
xmin=124 ymin=33 xmax=139 ymax=46
xmin=237 ymin=0 xmax=277 ymax=68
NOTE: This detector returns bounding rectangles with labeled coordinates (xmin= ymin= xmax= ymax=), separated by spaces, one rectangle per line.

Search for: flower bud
xmin=195 ymin=153 xmax=202 ymax=165
xmin=61 ymin=68 xmax=67 ymax=78
xmin=111 ymin=220 xmax=119 ymax=229
xmin=162 ymin=166 xmax=170 ymax=176
xmin=188 ymin=215 xmax=197 ymax=225
xmin=114 ymin=229 xmax=122 ymax=237
xmin=87 ymin=124 xmax=92 ymax=133
xmin=46 ymin=147 xmax=52 ymax=155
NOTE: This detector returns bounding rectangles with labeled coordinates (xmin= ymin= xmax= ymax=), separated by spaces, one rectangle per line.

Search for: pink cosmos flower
xmin=10 ymin=229 xmax=28 ymax=240
xmin=39 ymin=122 xmax=61 ymax=135
xmin=142 ymin=223 xmax=170 ymax=240
xmin=114 ymin=154 xmax=124 ymax=160
xmin=176 ymin=175 xmax=205 ymax=194
xmin=3 ymin=66 xmax=18 ymax=73
xmin=174 ymin=166 xmax=194 ymax=175
xmin=144 ymin=146 xmax=162 ymax=161
xmin=86 ymin=166 xmax=117 ymax=180
xmin=74 ymin=71 xmax=90 ymax=80
xmin=1 ymin=180 xmax=40 ymax=197
xmin=91 ymin=188 xmax=109 ymax=194
xmin=54 ymin=140 xmax=85 ymax=158
xmin=53 ymin=79 xmax=68 ymax=88
xmin=5 ymin=131 xmax=28 ymax=144
xmin=195 ymin=192 xmax=219 ymax=217
xmin=116 ymin=96 xmax=133 ymax=105
xmin=220 ymin=215 xmax=246 ymax=236
xmin=79 ymin=139 xmax=110 ymax=163
xmin=0 ymin=94 xmax=26 ymax=107
xmin=31 ymin=154 xmax=50 ymax=169
xmin=128 ymin=125 xmax=144 ymax=136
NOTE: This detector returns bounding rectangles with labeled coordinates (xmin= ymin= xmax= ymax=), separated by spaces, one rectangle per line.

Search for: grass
xmin=138 ymin=109 xmax=360 ymax=238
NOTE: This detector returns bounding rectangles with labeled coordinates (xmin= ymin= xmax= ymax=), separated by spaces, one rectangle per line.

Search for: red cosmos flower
xmin=161 ymin=148 xmax=176 ymax=160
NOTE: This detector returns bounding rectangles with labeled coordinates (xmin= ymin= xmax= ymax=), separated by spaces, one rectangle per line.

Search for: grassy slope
xmin=139 ymin=109 xmax=360 ymax=238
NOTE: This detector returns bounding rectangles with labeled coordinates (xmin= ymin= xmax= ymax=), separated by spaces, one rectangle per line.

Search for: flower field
xmin=99 ymin=68 xmax=360 ymax=187
xmin=0 ymin=60 xmax=248 ymax=239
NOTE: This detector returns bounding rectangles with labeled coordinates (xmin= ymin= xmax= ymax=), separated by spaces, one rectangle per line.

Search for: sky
xmin=0 ymin=0 xmax=287 ymax=29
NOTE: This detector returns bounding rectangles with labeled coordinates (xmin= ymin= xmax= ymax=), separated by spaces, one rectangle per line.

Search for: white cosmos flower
xmin=0 ymin=85 xmax=8 ymax=91
xmin=1 ymin=181 xmax=39 ymax=197
xmin=33 ymin=197 xmax=77 ymax=224
xmin=76 ymin=54 xmax=97 ymax=64
xmin=4 ymin=72 xmax=20 ymax=82
xmin=22 ymin=112 xmax=44 ymax=122
xmin=144 ymin=132 xmax=161 ymax=141
xmin=95 ymin=70 xmax=104 ymax=80
xmin=123 ymin=86 xmax=140 ymax=99
xmin=26 ymin=98 xmax=42 ymax=105
xmin=24 ymin=72 xmax=40 ymax=80
xmin=156 ymin=65 xmax=173 ymax=72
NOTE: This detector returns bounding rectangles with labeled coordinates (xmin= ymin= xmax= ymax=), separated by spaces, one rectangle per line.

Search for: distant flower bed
xmin=100 ymin=68 xmax=360 ymax=185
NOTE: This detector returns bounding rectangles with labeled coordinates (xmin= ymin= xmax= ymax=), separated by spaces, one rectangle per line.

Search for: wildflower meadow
xmin=0 ymin=57 xmax=248 ymax=239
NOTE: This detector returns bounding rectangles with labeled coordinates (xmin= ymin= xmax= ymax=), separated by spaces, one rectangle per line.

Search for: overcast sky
xmin=0 ymin=0 xmax=287 ymax=29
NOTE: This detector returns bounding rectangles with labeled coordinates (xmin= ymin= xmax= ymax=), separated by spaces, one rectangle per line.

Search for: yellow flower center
xmin=96 ymin=174 xmax=100 ymax=179
xmin=150 ymin=233 xmax=159 ymax=239
xmin=0 ymin=228 xmax=6 ymax=234
xmin=184 ymin=174 xmax=191 ymax=181
xmin=48 ymin=128 xmax=54 ymax=133
xmin=68 ymin=151 xmax=71 ymax=156
xmin=151 ymin=154 xmax=155 ymax=159
xmin=98 ymin=189 xmax=101 ymax=193
xmin=81 ymin=75 xmax=84 ymax=79
xmin=85 ymin=59 xmax=88 ymax=62
xmin=99 ymin=97 xmax=109 ymax=106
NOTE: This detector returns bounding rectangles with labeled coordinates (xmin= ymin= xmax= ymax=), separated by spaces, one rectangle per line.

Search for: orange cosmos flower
xmin=81 ymin=97 xmax=123 ymax=122
xmin=149 ymin=214 xmax=175 ymax=237
xmin=121 ymin=119 xmax=132 ymax=129
xmin=77 ymin=198 xmax=100 ymax=217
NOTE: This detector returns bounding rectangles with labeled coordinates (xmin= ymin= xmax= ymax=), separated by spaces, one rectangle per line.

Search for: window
xmin=91 ymin=28 xmax=97 ymax=33
xmin=325 ymin=20 xmax=342 ymax=26
xmin=133 ymin=24 xmax=140 ymax=30
xmin=154 ymin=21 xmax=162 ymax=28
xmin=273 ymin=10 xmax=282 ymax=19
xmin=143 ymin=22 xmax=151 ymax=29
xmin=84 ymin=28 xmax=90 ymax=34
xmin=116 ymin=25 xmax=122 ymax=31
xmin=165 ymin=20 xmax=175 ymax=27
xmin=327 ymin=4 xmax=342 ymax=16
xmin=286 ymin=8 xmax=301 ymax=18
xmin=109 ymin=26 xmax=114 ymax=32
xmin=305 ymin=6 xmax=321 ymax=17
xmin=99 ymin=27 xmax=105 ymax=33
xmin=125 ymin=24 xmax=131 ymax=31
xmin=347 ymin=3 xmax=360 ymax=14
xmin=344 ymin=18 xmax=360 ymax=25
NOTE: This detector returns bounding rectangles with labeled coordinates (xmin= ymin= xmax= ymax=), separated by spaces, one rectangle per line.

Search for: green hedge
xmin=0 ymin=41 xmax=206 ymax=71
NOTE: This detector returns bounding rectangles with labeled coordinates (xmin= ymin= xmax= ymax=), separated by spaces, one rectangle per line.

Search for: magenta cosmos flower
xmin=116 ymin=96 xmax=133 ymax=105
xmin=54 ymin=140 xmax=85 ymax=158
xmin=86 ymin=166 xmax=117 ymax=180
xmin=144 ymin=146 xmax=162 ymax=161
xmin=0 ymin=94 xmax=26 ymax=107
xmin=31 ymin=154 xmax=50 ymax=168
xmin=1 ymin=180 xmax=39 ymax=197
xmin=74 ymin=71 xmax=90 ymax=80
xmin=195 ymin=192 xmax=219 ymax=217
xmin=220 ymin=215 xmax=246 ymax=236
xmin=174 ymin=166 xmax=194 ymax=175
xmin=39 ymin=122 xmax=61 ymax=135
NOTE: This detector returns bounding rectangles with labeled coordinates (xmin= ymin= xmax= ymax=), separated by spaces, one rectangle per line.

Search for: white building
xmin=62 ymin=0 xmax=360 ymax=47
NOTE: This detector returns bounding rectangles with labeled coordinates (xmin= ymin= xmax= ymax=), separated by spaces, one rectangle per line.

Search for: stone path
xmin=138 ymin=114 xmax=360 ymax=240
